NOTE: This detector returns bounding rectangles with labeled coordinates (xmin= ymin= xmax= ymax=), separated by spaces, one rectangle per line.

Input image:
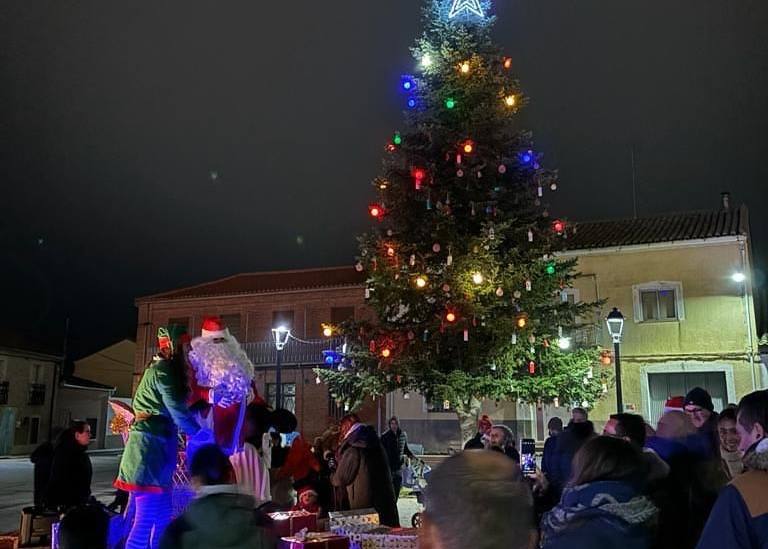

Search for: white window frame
xmin=560 ymin=288 xmax=581 ymax=305
xmin=632 ymin=281 xmax=685 ymax=323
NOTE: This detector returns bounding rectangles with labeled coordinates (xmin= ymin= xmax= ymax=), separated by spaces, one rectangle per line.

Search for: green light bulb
xmin=393 ymin=132 xmax=402 ymax=145
xmin=546 ymin=263 xmax=556 ymax=275
xmin=445 ymin=98 xmax=456 ymax=109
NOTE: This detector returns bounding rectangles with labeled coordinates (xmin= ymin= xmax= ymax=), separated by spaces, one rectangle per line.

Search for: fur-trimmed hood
xmin=743 ymin=438 xmax=768 ymax=471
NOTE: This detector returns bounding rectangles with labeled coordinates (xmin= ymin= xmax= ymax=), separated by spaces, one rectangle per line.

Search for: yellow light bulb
xmin=446 ymin=312 xmax=457 ymax=323
xmin=472 ymin=272 xmax=484 ymax=285
xmin=460 ymin=61 xmax=470 ymax=74
xmin=322 ymin=326 xmax=333 ymax=338
xmin=415 ymin=276 xmax=427 ymax=288
xmin=517 ymin=317 xmax=527 ymax=329
xmin=505 ymin=95 xmax=516 ymax=107
xmin=381 ymin=348 xmax=391 ymax=358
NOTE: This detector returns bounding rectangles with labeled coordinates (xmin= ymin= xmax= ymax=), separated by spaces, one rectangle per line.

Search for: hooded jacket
xmin=331 ymin=424 xmax=399 ymax=527
xmin=45 ymin=435 xmax=92 ymax=509
xmin=697 ymin=439 xmax=768 ymax=549
xmin=541 ymin=480 xmax=657 ymax=549
xmin=160 ymin=486 xmax=272 ymax=549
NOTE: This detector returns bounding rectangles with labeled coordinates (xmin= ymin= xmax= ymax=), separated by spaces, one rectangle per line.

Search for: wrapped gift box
xmin=331 ymin=525 xmax=390 ymax=549
xmin=328 ymin=509 xmax=380 ymax=528
xmin=268 ymin=510 xmax=319 ymax=538
xmin=280 ymin=532 xmax=350 ymax=549
xmin=359 ymin=528 xmax=419 ymax=549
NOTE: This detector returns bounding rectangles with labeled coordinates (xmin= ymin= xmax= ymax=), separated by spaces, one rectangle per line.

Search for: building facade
xmin=0 ymin=346 xmax=59 ymax=455
xmin=134 ymin=208 xmax=764 ymax=452
xmin=134 ymin=267 xmax=378 ymax=440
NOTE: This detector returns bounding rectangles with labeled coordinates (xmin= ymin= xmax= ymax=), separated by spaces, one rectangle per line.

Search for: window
xmin=331 ymin=307 xmax=355 ymax=325
xmin=86 ymin=418 xmax=98 ymax=440
xmin=30 ymin=363 xmax=45 ymax=384
xmin=266 ymin=383 xmax=296 ymax=413
xmin=272 ymin=311 xmax=295 ymax=331
xmin=560 ymin=288 xmax=580 ymax=305
xmin=0 ymin=382 xmax=8 ymax=405
xmin=647 ymin=371 xmax=727 ymax=426
xmin=14 ymin=417 xmax=39 ymax=446
xmin=633 ymin=282 xmax=684 ymax=322
xmin=168 ymin=317 xmax=190 ymax=331
xmin=28 ymin=384 xmax=46 ymax=406
xmin=0 ymin=358 xmax=6 ymax=381
xmin=425 ymin=396 xmax=455 ymax=413
xmin=220 ymin=314 xmax=242 ymax=340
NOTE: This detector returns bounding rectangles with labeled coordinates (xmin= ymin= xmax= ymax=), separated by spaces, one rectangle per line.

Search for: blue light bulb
xmin=407 ymin=98 xmax=417 ymax=109
xmin=400 ymin=75 xmax=417 ymax=92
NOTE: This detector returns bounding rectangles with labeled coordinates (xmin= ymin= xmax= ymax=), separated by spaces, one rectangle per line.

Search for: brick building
xmin=134 ymin=266 xmax=377 ymax=439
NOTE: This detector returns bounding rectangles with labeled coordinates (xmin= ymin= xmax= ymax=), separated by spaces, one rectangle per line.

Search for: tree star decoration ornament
xmin=448 ymin=0 xmax=485 ymax=19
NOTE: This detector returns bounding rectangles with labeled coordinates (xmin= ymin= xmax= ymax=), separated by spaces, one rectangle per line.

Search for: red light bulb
xmin=369 ymin=204 xmax=383 ymax=219
xmin=553 ymin=219 xmax=566 ymax=234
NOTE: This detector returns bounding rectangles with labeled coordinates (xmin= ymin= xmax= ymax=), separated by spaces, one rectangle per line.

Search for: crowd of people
xmin=30 ymin=319 xmax=768 ymax=548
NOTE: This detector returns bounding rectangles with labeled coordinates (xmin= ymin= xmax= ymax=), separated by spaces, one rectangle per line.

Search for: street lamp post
xmin=605 ymin=307 xmax=625 ymax=413
xmin=272 ymin=326 xmax=291 ymax=409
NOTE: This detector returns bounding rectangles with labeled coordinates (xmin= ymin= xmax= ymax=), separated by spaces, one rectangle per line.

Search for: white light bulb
xmin=557 ymin=337 xmax=572 ymax=350
xmin=421 ymin=54 xmax=433 ymax=68
xmin=732 ymin=272 xmax=746 ymax=283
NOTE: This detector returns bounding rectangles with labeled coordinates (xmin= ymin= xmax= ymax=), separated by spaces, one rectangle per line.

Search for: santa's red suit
xmin=187 ymin=317 xmax=263 ymax=454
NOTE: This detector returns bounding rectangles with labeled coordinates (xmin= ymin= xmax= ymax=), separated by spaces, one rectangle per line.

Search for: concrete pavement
xmin=0 ymin=454 xmax=122 ymax=534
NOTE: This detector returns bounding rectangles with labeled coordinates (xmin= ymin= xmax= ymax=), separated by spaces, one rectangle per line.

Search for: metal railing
xmin=572 ymin=324 xmax=600 ymax=348
xmin=28 ymin=383 xmax=46 ymax=406
xmin=244 ymin=337 xmax=344 ymax=366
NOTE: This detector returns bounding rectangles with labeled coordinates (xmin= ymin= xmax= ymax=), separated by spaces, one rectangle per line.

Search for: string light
xmin=460 ymin=61 xmax=470 ymax=74
xmin=387 ymin=246 xmax=395 ymax=257
xmin=415 ymin=276 xmax=427 ymax=288
xmin=322 ymin=324 xmax=333 ymax=338
xmin=445 ymin=98 xmax=456 ymax=109
xmin=393 ymin=132 xmax=402 ymax=146
xmin=381 ymin=348 xmax=391 ymax=358
xmin=472 ymin=272 xmax=484 ymax=285
xmin=462 ymin=140 xmax=475 ymax=154
xmin=400 ymin=75 xmax=416 ymax=91
xmin=421 ymin=54 xmax=433 ymax=68
xmin=553 ymin=219 xmax=566 ymax=234
xmin=504 ymin=95 xmax=516 ymax=107
xmin=407 ymin=98 xmax=417 ymax=109
xmin=516 ymin=313 xmax=528 ymax=329
xmin=546 ymin=262 xmax=556 ymax=275
xmin=445 ymin=311 xmax=457 ymax=323
xmin=503 ymin=57 xmax=512 ymax=69
xmin=557 ymin=337 xmax=572 ymax=350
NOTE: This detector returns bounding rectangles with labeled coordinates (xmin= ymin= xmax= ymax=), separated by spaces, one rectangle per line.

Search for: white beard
xmin=188 ymin=334 xmax=255 ymax=403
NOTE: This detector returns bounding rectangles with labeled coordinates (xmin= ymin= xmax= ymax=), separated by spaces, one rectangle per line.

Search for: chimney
xmin=721 ymin=192 xmax=731 ymax=211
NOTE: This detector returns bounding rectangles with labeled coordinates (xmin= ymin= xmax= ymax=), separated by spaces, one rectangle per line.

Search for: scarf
xmin=542 ymin=481 xmax=657 ymax=539
xmin=721 ymin=447 xmax=744 ymax=479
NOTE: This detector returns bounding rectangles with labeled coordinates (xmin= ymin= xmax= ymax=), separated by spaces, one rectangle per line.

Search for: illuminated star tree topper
xmin=448 ymin=0 xmax=486 ymax=19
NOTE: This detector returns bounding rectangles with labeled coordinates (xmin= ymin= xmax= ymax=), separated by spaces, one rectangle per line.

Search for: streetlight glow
xmin=732 ymin=272 xmax=746 ymax=283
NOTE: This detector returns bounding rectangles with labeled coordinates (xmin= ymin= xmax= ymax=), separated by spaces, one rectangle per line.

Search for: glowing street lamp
xmin=272 ymin=325 xmax=291 ymax=408
xmin=605 ymin=308 xmax=625 ymax=413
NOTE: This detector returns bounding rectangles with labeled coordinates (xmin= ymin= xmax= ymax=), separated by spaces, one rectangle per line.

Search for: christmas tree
xmin=319 ymin=0 xmax=609 ymax=441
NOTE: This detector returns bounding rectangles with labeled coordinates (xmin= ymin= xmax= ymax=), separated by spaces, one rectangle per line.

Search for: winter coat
xmin=45 ymin=437 xmax=92 ymax=510
xmin=381 ymin=429 xmax=413 ymax=472
xmin=159 ymin=485 xmax=273 ymax=549
xmin=547 ymin=421 xmax=595 ymax=499
xmin=541 ymin=480 xmax=657 ymax=549
xmin=331 ymin=424 xmax=399 ymax=527
xmin=697 ymin=440 xmax=768 ymax=549
xmin=687 ymin=415 xmax=727 ymax=542
xmin=541 ymin=434 xmax=559 ymax=476
xmin=115 ymin=357 xmax=200 ymax=492
xmin=30 ymin=441 xmax=54 ymax=508
xmin=276 ymin=435 xmax=320 ymax=485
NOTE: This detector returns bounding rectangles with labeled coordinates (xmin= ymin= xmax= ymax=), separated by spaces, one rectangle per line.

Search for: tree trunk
xmin=454 ymin=396 xmax=482 ymax=449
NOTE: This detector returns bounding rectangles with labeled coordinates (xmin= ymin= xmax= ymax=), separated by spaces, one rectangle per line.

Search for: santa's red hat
xmin=297 ymin=485 xmax=318 ymax=498
xmin=664 ymin=396 xmax=685 ymax=413
xmin=201 ymin=316 xmax=229 ymax=339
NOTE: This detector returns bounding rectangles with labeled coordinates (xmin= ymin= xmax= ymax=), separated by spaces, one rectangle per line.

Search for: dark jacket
xmin=160 ymin=487 xmax=272 ymax=549
xmin=331 ymin=424 xmax=399 ymax=527
xmin=380 ymin=429 xmax=413 ymax=472
xmin=46 ymin=437 xmax=92 ymax=510
xmin=541 ymin=480 xmax=657 ymax=549
xmin=30 ymin=441 xmax=55 ymax=508
xmin=547 ymin=421 xmax=595 ymax=499
xmin=697 ymin=443 xmax=768 ymax=549
xmin=541 ymin=434 xmax=559 ymax=476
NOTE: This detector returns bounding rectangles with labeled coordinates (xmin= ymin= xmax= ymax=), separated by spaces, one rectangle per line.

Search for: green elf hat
xmin=157 ymin=324 xmax=189 ymax=354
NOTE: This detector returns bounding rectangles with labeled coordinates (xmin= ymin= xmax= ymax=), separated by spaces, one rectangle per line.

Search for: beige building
xmin=0 ymin=345 xmax=59 ymax=455
xmin=74 ymin=339 xmax=135 ymax=398
xmin=388 ymin=206 xmax=764 ymax=450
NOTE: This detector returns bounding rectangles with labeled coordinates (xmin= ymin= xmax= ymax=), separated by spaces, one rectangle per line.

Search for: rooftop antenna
xmin=631 ymin=145 xmax=638 ymax=219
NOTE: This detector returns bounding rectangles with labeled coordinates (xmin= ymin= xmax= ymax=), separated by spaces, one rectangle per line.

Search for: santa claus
xmin=187 ymin=316 xmax=263 ymax=455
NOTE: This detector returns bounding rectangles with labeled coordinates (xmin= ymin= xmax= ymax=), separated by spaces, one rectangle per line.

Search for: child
xmin=291 ymin=485 xmax=320 ymax=515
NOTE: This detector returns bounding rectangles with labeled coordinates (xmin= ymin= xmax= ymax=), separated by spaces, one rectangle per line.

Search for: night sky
xmin=1 ymin=1 xmax=767 ymax=357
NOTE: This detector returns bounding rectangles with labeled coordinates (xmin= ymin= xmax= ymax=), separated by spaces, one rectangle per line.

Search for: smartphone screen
xmin=520 ymin=438 xmax=536 ymax=475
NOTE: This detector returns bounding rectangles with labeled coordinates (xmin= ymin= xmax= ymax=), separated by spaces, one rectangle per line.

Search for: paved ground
xmin=0 ymin=452 xmax=421 ymax=533
xmin=0 ymin=453 xmax=122 ymax=534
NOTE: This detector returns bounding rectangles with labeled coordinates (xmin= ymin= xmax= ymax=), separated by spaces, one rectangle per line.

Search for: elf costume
xmin=115 ymin=325 xmax=205 ymax=549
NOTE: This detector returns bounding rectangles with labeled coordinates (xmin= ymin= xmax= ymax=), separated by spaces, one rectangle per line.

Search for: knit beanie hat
xmin=685 ymin=387 xmax=714 ymax=412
